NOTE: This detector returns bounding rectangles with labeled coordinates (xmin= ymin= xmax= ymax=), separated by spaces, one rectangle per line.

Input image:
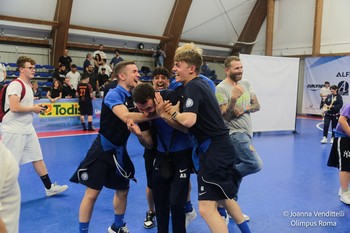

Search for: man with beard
xmin=129 ymin=81 xmax=193 ymax=233
xmin=215 ymin=56 xmax=263 ymax=220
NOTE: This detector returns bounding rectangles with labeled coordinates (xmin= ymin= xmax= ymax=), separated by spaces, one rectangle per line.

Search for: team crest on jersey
xmin=80 ymin=172 xmax=89 ymax=181
xmin=185 ymin=98 xmax=194 ymax=108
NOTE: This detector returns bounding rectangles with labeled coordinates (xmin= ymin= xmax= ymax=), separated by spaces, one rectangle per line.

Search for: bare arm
xmin=338 ymin=116 xmax=350 ymax=137
xmin=9 ymin=95 xmax=44 ymax=114
xmin=246 ymin=93 xmax=260 ymax=113
xmin=112 ymin=104 xmax=150 ymax=124
xmin=127 ymin=119 xmax=154 ymax=149
xmin=0 ymin=218 xmax=7 ymax=233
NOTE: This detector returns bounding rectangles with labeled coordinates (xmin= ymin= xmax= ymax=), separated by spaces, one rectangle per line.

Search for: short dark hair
xmin=132 ymin=83 xmax=155 ymax=104
xmin=115 ymin=49 xmax=121 ymax=54
xmin=71 ymin=64 xmax=77 ymax=68
xmin=325 ymin=81 xmax=330 ymax=85
xmin=153 ymin=67 xmax=170 ymax=78
xmin=330 ymin=85 xmax=338 ymax=90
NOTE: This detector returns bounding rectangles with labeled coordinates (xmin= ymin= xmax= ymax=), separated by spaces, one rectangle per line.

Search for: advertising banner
xmin=302 ymin=56 xmax=350 ymax=115
xmin=33 ymin=98 xmax=102 ymax=132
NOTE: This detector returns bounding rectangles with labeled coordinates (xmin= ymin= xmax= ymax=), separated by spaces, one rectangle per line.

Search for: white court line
xmin=316 ymin=121 xmax=332 ymax=135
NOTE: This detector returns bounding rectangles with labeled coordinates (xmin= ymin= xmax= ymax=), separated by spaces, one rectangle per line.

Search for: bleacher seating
xmin=4 ymin=63 xmax=55 ymax=94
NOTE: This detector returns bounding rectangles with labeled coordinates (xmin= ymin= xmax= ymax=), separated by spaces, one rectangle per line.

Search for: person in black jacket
xmin=321 ymin=85 xmax=343 ymax=144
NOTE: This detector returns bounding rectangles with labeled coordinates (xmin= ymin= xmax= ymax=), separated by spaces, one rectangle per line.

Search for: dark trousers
xmin=323 ymin=114 xmax=339 ymax=138
xmin=152 ymin=149 xmax=192 ymax=233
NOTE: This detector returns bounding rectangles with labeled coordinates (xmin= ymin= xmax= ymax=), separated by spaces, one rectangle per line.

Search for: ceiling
xmin=1 ymin=0 xmax=350 ymax=60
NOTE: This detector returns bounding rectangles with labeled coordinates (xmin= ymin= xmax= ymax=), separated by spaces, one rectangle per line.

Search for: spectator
xmin=66 ymin=64 xmax=81 ymax=90
xmin=83 ymin=53 xmax=94 ymax=73
xmin=321 ymin=85 xmax=343 ymax=144
xmin=47 ymin=79 xmax=62 ymax=103
xmin=98 ymin=67 xmax=109 ymax=89
xmin=76 ymin=75 xmax=94 ymax=131
xmin=93 ymin=44 xmax=107 ymax=61
xmin=0 ymin=62 xmax=6 ymax=84
xmin=98 ymin=59 xmax=112 ymax=76
xmin=62 ymin=77 xmax=76 ymax=98
xmin=52 ymin=64 xmax=67 ymax=84
xmin=320 ymin=81 xmax=331 ymax=110
xmin=31 ymin=80 xmax=43 ymax=100
xmin=152 ymin=45 xmax=166 ymax=67
xmin=85 ymin=64 xmax=99 ymax=94
xmin=109 ymin=49 xmax=124 ymax=69
xmin=93 ymin=53 xmax=103 ymax=74
xmin=58 ymin=49 xmax=73 ymax=71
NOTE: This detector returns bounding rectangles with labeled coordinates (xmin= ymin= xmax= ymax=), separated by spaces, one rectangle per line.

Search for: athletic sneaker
xmin=330 ymin=137 xmax=334 ymax=144
xmin=243 ymin=213 xmax=250 ymax=222
xmin=228 ymin=213 xmax=250 ymax=222
xmin=339 ymin=188 xmax=350 ymax=196
xmin=45 ymin=183 xmax=68 ymax=196
xmin=340 ymin=191 xmax=350 ymax=205
xmin=320 ymin=137 xmax=327 ymax=144
xmin=143 ymin=211 xmax=155 ymax=229
xmin=185 ymin=208 xmax=197 ymax=228
xmin=108 ymin=223 xmax=129 ymax=233
xmin=222 ymin=211 xmax=229 ymax=226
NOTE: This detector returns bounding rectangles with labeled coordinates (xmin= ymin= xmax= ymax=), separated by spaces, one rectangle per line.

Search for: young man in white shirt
xmin=1 ymin=56 xmax=68 ymax=197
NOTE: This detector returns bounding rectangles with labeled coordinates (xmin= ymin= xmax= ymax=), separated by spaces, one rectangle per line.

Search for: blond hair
xmin=174 ymin=43 xmax=203 ymax=72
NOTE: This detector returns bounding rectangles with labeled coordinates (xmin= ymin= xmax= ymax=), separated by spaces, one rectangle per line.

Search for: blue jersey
xmin=99 ymin=85 xmax=135 ymax=146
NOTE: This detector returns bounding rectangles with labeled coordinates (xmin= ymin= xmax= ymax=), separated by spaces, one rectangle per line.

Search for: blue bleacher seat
xmin=7 ymin=63 xmax=17 ymax=68
xmin=43 ymin=65 xmax=54 ymax=70
xmin=45 ymin=82 xmax=53 ymax=87
xmin=140 ymin=76 xmax=153 ymax=82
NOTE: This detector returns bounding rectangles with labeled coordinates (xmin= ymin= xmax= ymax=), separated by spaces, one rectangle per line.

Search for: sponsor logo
xmin=306 ymin=84 xmax=324 ymax=92
xmin=338 ymin=81 xmax=349 ymax=96
xmin=39 ymin=102 xmax=80 ymax=117
xmin=180 ymin=173 xmax=187 ymax=178
xmin=179 ymin=168 xmax=188 ymax=173
xmin=336 ymin=72 xmax=350 ymax=77
xmin=185 ymin=98 xmax=194 ymax=108
xmin=80 ymin=172 xmax=89 ymax=181
xmin=199 ymin=192 xmax=207 ymax=196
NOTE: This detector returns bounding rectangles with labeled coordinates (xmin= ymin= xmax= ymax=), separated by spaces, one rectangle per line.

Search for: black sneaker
xmin=108 ymin=223 xmax=129 ymax=233
xmin=144 ymin=210 xmax=156 ymax=229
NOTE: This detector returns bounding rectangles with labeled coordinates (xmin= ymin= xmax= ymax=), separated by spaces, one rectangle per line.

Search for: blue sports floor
xmin=18 ymin=117 xmax=350 ymax=233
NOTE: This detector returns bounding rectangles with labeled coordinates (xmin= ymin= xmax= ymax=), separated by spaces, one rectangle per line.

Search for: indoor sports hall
xmin=1 ymin=1 xmax=350 ymax=233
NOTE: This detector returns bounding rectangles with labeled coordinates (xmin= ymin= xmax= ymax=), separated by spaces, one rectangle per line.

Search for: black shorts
xmin=197 ymin=136 xmax=241 ymax=201
xmin=327 ymin=137 xmax=350 ymax=172
xmin=79 ymin=102 xmax=93 ymax=116
xmin=70 ymin=136 xmax=132 ymax=191
xmin=77 ymin=152 xmax=130 ymax=190
xmin=143 ymin=148 xmax=156 ymax=189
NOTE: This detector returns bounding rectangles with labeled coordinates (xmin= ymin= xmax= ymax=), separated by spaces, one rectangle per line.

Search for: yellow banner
xmin=39 ymin=102 xmax=80 ymax=117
